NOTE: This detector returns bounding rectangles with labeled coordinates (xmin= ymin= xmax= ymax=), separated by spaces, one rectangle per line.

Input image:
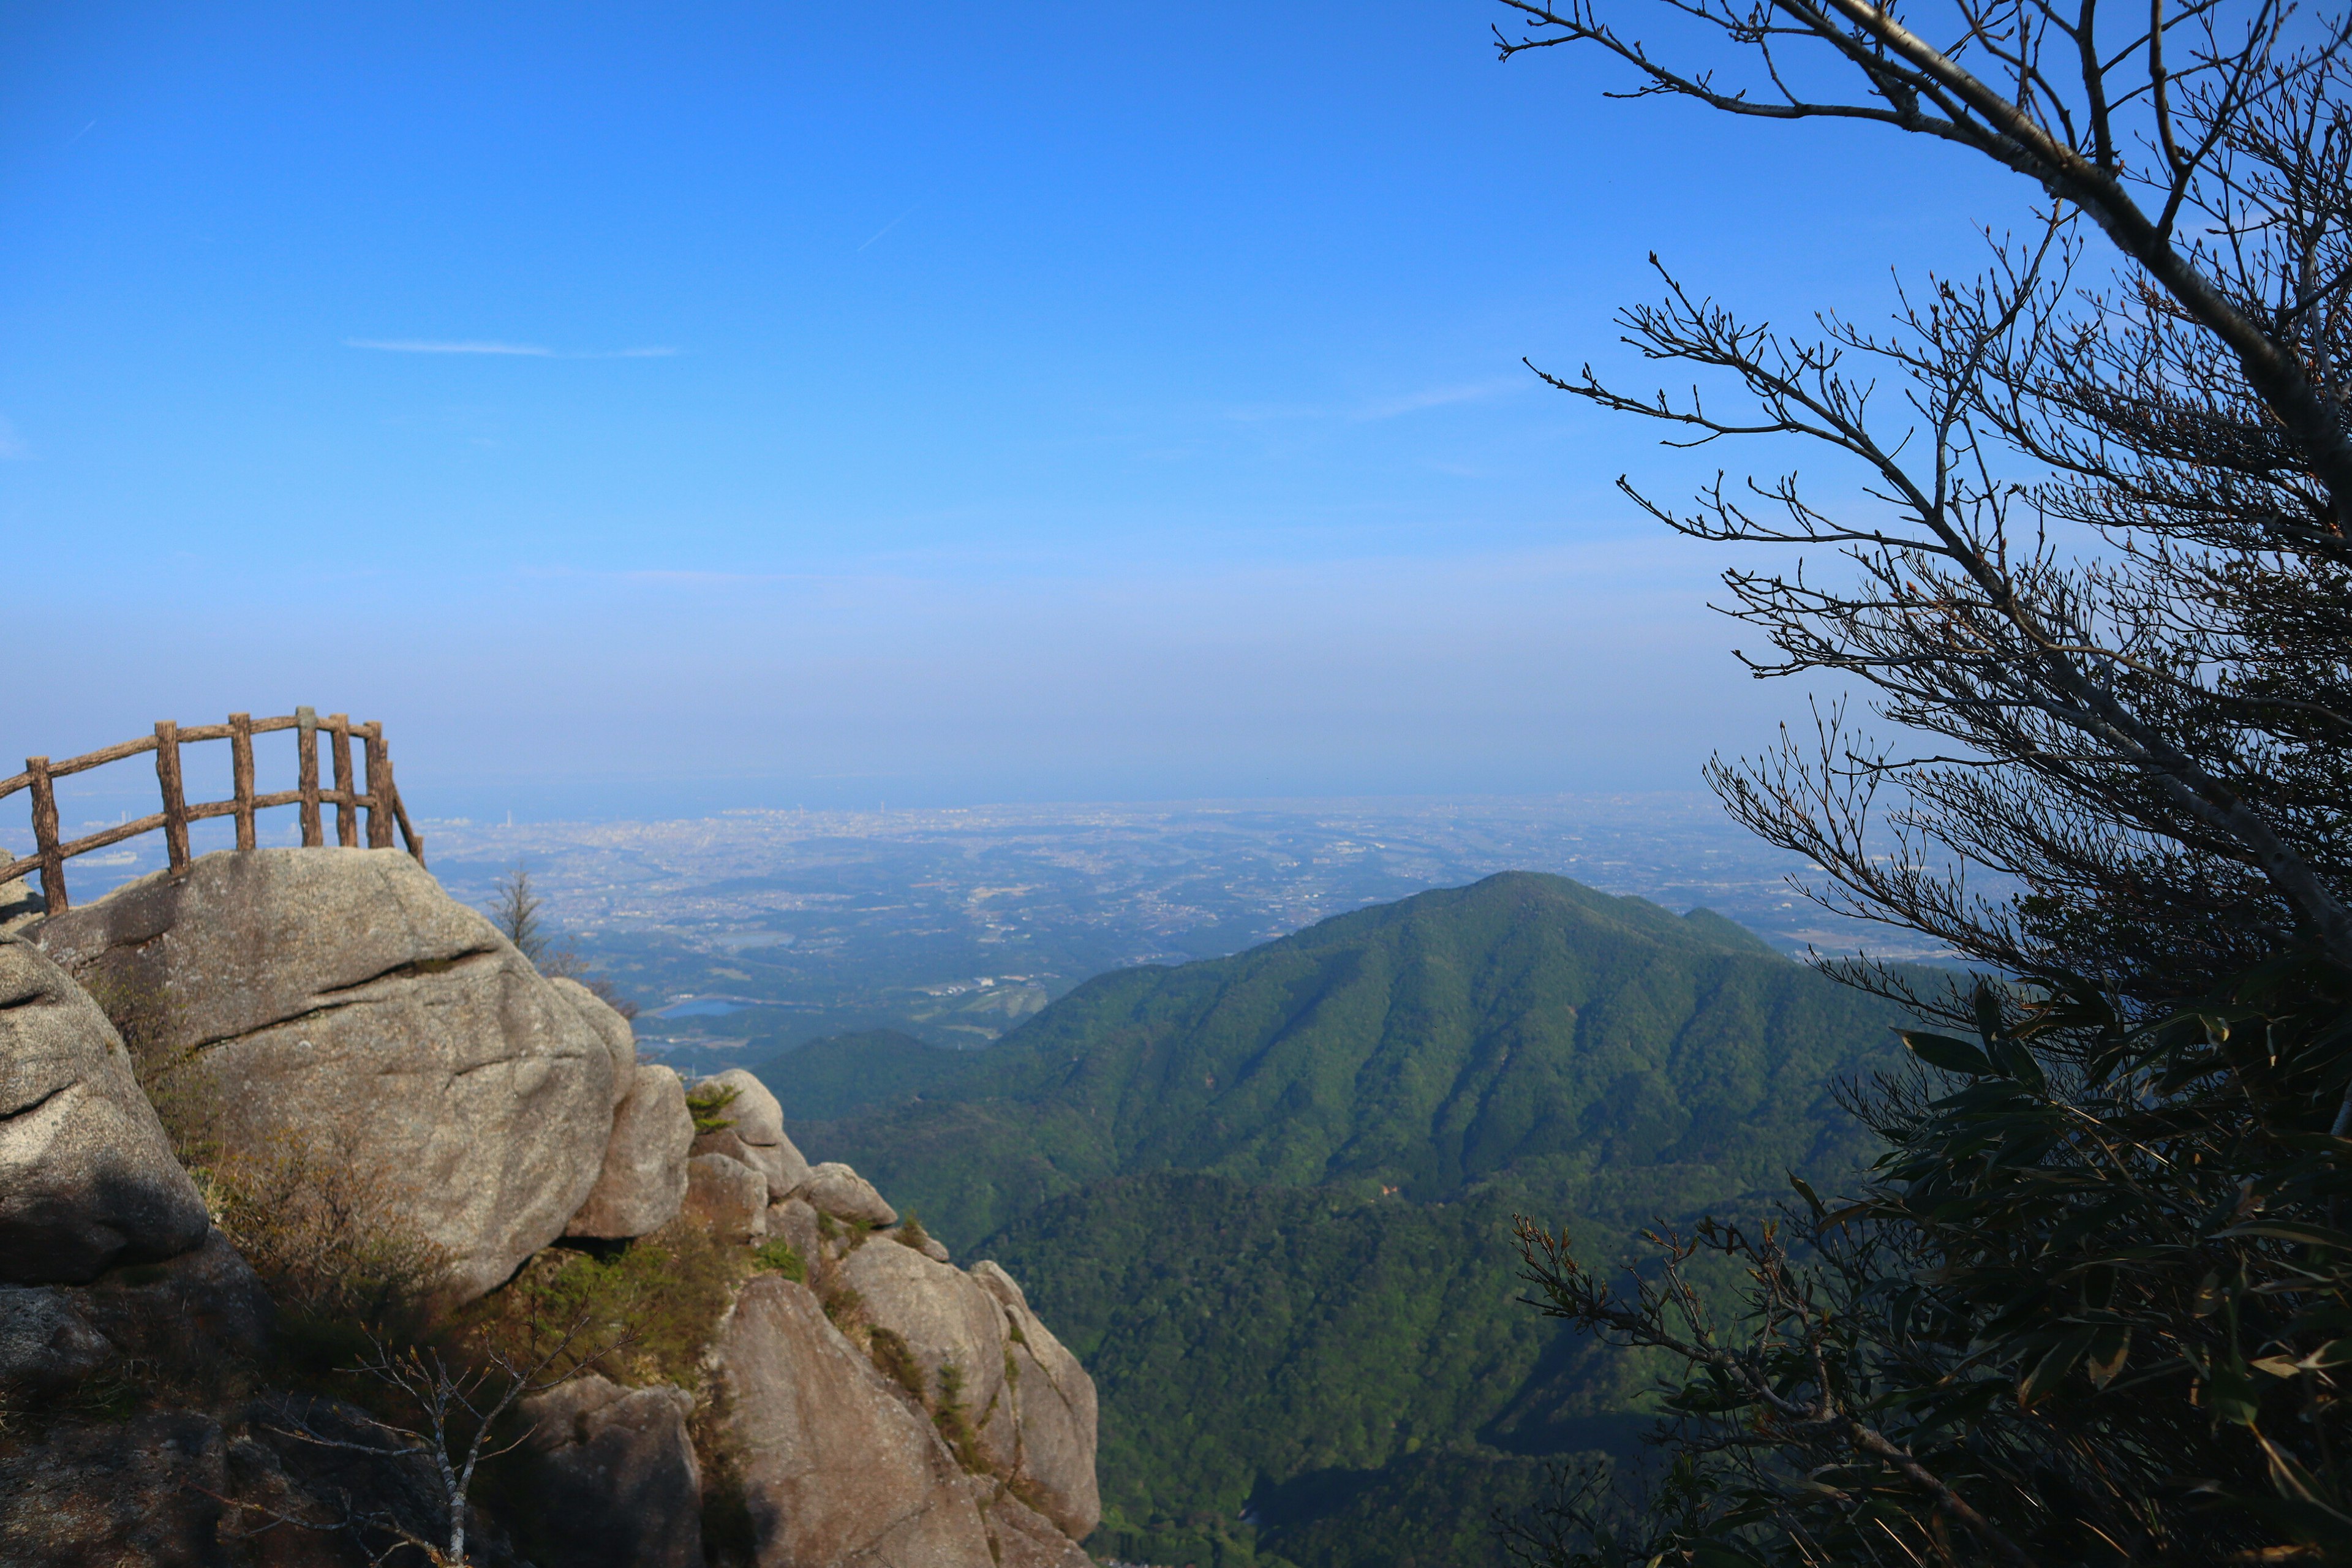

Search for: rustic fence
xmin=0 ymin=707 xmax=424 ymax=913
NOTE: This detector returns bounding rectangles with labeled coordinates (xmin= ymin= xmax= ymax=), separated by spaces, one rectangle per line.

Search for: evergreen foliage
xmin=793 ymin=873 xmax=1916 ymax=1565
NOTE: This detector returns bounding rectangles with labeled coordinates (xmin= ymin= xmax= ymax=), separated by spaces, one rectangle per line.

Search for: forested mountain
xmin=778 ymin=873 xmax=1912 ymax=1566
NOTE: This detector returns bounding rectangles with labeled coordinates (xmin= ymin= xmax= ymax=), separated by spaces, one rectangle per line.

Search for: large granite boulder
xmin=682 ymin=1152 xmax=769 ymax=1243
xmin=839 ymin=1245 xmax=1101 ymax=1540
xmin=690 ymin=1068 xmax=810 ymax=1200
xmin=0 ymin=935 xmax=211 ymax=1284
xmin=710 ymin=1275 xmax=1001 ymax=1568
xmin=550 ymin=978 xmax=637 ymax=1107
xmin=518 ymin=1374 xmax=702 ymax=1568
xmin=798 ymin=1161 xmax=897 ymax=1227
xmin=970 ymin=1262 xmax=1101 ymax=1539
xmin=842 ymin=1240 xmax=1023 ymax=1478
xmin=567 ymin=1065 xmax=692 ymax=1240
xmin=35 ymin=848 xmax=618 ymax=1302
xmin=0 ymin=1286 xmax=115 ymax=1396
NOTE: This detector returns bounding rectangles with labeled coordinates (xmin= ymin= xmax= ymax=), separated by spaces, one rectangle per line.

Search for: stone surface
xmin=0 ymin=935 xmax=211 ymax=1284
xmin=683 ymin=1152 xmax=769 ymax=1243
xmin=766 ymin=1196 xmax=821 ymax=1265
xmin=35 ymin=848 xmax=619 ymax=1302
xmin=518 ymin=1373 xmax=702 ymax=1568
xmin=68 ymin=1227 xmax=275 ymax=1368
xmin=549 ymin=978 xmax=637 ymax=1107
xmin=0 ymin=878 xmax=43 ymax=935
xmin=568 ymin=1065 xmax=692 ymax=1240
xmin=842 ymin=1241 xmax=1022 ymax=1479
xmin=692 ymin=1068 xmax=811 ymax=1197
xmin=798 ymin=1161 xmax=898 ymax=1227
xmin=984 ymin=1491 xmax=1096 ymax=1568
xmin=693 ymin=1126 xmax=804 ymax=1202
xmin=711 ymin=1275 xmax=1001 ymax=1568
xmin=0 ymin=1285 xmax=114 ymax=1395
xmin=0 ymin=1411 xmax=230 ymax=1567
xmin=969 ymin=1262 xmax=1102 ymax=1539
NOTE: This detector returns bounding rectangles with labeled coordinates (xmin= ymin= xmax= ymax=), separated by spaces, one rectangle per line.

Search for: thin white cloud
xmin=0 ymin=416 xmax=31 ymax=460
xmin=349 ymin=339 xmax=554 ymax=356
xmin=1351 ymin=379 xmax=1528 ymax=421
xmin=345 ymin=339 xmax=679 ymax=359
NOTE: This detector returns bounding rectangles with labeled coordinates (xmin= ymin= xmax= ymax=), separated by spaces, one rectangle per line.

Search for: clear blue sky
xmin=4 ymin=1 xmax=2027 ymax=820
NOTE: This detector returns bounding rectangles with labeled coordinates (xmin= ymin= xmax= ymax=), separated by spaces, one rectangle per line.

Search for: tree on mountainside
xmin=1491 ymin=0 xmax=2352 ymax=1560
xmin=1496 ymin=0 xmax=2352 ymax=1020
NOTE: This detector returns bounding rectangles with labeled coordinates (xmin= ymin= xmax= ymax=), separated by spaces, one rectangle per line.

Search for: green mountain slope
xmin=783 ymin=873 xmax=1911 ymax=1567
xmin=794 ymin=873 xmax=1901 ymax=1248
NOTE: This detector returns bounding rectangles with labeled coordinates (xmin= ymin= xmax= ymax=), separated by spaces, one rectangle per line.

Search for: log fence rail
xmin=1 ymin=707 xmax=423 ymax=913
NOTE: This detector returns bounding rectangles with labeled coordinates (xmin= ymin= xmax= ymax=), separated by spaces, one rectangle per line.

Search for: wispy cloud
xmin=858 ymin=203 xmax=919 ymax=252
xmin=1351 ymin=379 xmax=1528 ymax=421
xmin=347 ymin=339 xmax=554 ymax=356
xmin=345 ymin=339 xmax=679 ymax=359
xmin=0 ymin=416 xmax=31 ymax=460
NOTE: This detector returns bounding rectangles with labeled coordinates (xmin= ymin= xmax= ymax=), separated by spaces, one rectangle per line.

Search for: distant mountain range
xmin=770 ymin=872 xmax=1914 ymax=1568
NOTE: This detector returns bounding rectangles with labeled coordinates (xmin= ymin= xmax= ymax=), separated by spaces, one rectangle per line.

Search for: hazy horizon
xmin=4 ymin=3 xmax=2037 ymax=810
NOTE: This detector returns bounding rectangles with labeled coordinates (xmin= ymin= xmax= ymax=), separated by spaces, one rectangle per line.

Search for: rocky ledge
xmin=0 ymin=847 xmax=1100 ymax=1568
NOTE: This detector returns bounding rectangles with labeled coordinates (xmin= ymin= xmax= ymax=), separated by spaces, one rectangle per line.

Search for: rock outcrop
xmin=713 ymin=1275 xmax=1001 ymax=1568
xmin=684 ymin=1151 xmax=770 ymax=1243
xmin=0 ymin=934 xmax=211 ymax=1284
xmin=691 ymin=1068 xmax=810 ymax=1200
xmin=518 ymin=1374 xmax=703 ymax=1568
xmin=35 ymin=848 xmax=620 ymax=1301
xmin=799 ymin=1161 xmax=899 ymax=1227
xmin=968 ymin=1261 xmax=1101 ymax=1539
xmin=840 ymin=1243 xmax=1102 ymax=1539
xmin=567 ymin=1065 xmax=692 ymax=1240
xmin=0 ymin=1286 xmax=115 ymax=1396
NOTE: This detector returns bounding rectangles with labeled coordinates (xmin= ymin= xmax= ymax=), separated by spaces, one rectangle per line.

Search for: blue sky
xmin=3 ymin=1 xmax=2030 ymax=819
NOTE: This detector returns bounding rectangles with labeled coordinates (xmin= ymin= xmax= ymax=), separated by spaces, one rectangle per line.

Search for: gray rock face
xmin=0 ymin=878 xmax=43 ymax=935
xmin=568 ymin=1065 xmax=692 ymax=1240
xmin=842 ymin=1242 xmax=1022 ymax=1478
xmin=841 ymin=1248 xmax=1101 ymax=1540
xmin=984 ymin=1491 xmax=1096 ymax=1568
xmin=550 ymin=978 xmax=637 ymax=1108
xmin=710 ymin=1276 xmax=1001 ymax=1568
xmin=766 ymin=1196 xmax=822 ymax=1265
xmin=519 ymin=1374 xmax=702 ymax=1568
xmin=692 ymin=1069 xmax=811 ymax=1199
xmin=0 ymin=935 xmax=211 ymax=1284
xmin=68 ymin=1227 xmax=275 ymax=1369
xmin=0 ymin=1286 xmax=114 ymax=1395
xmin=799 ymin=1161 xmax=898 ymax=1227
xmin=684 ymin=1153 xmax=769 ymax=1243
xmin=35 ymin=848 xmax=619 ymax=1303
xmin=970 ymin=1262 xmax=1102 ymax=1539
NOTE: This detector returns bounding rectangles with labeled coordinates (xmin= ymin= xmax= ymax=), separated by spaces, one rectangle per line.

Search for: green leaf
xmin=2087 ymin=1326 xmax=2132 ymax=1389
xmin=2217 ymin=1221 xmax=2352 ymax=1253
xmin=1789 ymin=1174 xmax=1826 ymax=1220
xmin=2019 ymin=1331 xmax=2092 ymax=1408
xmin=1902 ymin=1030 xmax=1994 ymax=1077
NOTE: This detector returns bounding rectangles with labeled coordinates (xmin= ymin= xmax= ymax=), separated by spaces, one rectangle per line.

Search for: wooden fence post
xmin=330 ymin=715 xmax=358 ymax=847
xmin=154 ymin=721 xmax=190 ymax=870
xmin=26 ymin=757 xmax=64 ymax=913
xmin=296 ymin=706 xmax=322 ymax=847
xmin=229 ymin=712 xmax=257 ymax=851
xmin=362 ymin=723 xmax=391 ymax=848
xmin=384 ymin=758 xmax=426 ymax=866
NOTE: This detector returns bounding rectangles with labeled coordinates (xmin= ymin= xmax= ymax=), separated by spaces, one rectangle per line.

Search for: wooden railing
xmin=0 ymin=708 xmax=424 ymax=913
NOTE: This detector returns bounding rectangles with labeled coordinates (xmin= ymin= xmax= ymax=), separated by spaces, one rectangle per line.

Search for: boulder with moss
xmin=0 ymin=934 xmax=211 ymax=1284
xmin=34 ymin=848 xmax=619 ymax=1302
xmin=568 ymin=1065 xmax=693 ymax=1240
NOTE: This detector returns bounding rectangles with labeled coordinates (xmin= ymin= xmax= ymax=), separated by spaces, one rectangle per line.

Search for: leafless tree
xmin=1492 ymin=0 xmax=2352 ymax=1033
xmin=232 ymin=1326 xmax=588 ymax=1567
xmin=489 ymin=861 xmax=546 ymax=965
